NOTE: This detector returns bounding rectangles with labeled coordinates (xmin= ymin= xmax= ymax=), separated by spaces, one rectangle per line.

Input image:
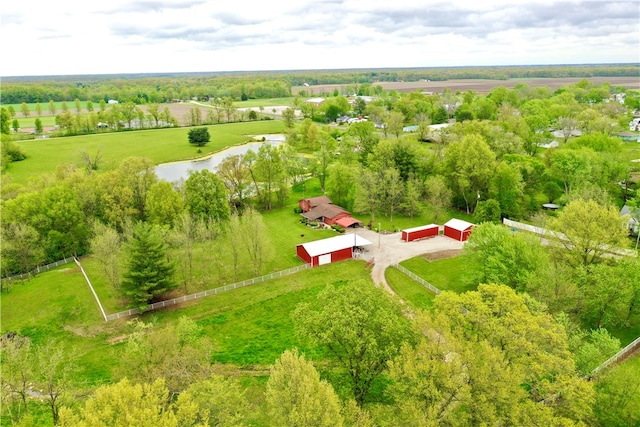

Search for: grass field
xmin=7 ymin=120 xmax=284 ymax=185
xmin=1 ymin=259 xmax=372 ymax=385
xmin=385 ymin=266 xmax=435 ymax=310
xmin=399 ymin=255 xmax=477 ymax=293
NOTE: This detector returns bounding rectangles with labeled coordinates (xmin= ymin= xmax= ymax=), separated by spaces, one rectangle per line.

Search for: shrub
xmin=294 ymin=207 xmax=303 ymax=214
xmin=331 ymin=224 xmax=345 ymax=233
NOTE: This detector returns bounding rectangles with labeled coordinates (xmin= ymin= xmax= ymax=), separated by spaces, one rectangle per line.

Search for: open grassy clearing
xmin=385 ymin=266 xmax=435 ymax=310
xmin=7 ymin=120 xmax=284 ymax=185
xmin=1 ymin=259 xmax=371 ymax=385
xmin=399 ymin=255 xmax=478 ymax=293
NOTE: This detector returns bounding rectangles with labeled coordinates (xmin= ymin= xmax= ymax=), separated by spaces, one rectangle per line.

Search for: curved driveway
xmin=348 ymin=228 xmax=465 ymax=294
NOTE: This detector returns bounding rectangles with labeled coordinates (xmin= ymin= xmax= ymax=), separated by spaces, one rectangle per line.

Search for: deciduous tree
xmin=183 ymin=169 xmax=230 ymax=222
xmin=547 ymin=199 xmax=629 ymax=267
xmin=293 ymin=279 xmax=414 ymax=405
xmin=444 ymin=134 xmax=496 ymax=213
xmin=187 ymin=127 xmax=210 ymax=147
xmin=266 ymin=349 xmax=343 ymax=427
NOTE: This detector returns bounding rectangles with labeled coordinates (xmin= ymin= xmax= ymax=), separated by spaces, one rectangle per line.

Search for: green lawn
xmin=1 ymin=256 xmax=372 ymax=385
xmin=7 ymin=120 xmax=284 ymax=185
xmin=399 ymin=255 xmax=477 ymax=293
xmin=385 ymin=266 xmax=435 ymax=310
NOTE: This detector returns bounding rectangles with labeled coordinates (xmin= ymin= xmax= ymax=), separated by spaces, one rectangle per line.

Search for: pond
xmin=155 ymin=134 xmax=286 ymax=182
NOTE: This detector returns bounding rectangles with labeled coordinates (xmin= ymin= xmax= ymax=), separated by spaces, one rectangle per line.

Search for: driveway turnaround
xmin=348 ymin=228 xmax=465 ymax=294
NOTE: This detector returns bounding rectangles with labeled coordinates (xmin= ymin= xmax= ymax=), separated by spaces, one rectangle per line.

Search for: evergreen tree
xmin=122 ymin=222 xmax=176 ymax=310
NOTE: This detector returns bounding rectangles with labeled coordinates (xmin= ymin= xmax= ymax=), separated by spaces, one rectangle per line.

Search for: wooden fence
xmin=106 ymin=264 xmax=311 ymax=321
xmin=392 ymin=264 xmax=442 ymax=295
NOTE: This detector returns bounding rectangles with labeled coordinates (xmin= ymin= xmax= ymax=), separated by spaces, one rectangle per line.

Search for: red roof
xmin=335 ymin=217 xmax=362 ymax=228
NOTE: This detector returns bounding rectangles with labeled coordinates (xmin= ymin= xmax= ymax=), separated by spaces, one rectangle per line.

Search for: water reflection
xmin=155 ymin=134 xmax=285 ymax=182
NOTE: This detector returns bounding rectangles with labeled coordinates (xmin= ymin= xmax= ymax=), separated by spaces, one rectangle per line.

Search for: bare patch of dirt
xmin=63 ymin=324 xmax=104 ymax=338
xmin=107 ymin=334 xmax=129 ymax=344
xmin=420 ymin=250 xmax=463 ymax=261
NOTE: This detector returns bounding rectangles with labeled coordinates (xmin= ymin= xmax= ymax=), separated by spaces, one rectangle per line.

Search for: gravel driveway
xmin=347 ymin=228 xmax=465 ymax=294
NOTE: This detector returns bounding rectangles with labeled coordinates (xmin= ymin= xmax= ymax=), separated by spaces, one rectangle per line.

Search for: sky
xmin=1 ymin=0 xmax=639 ymax=77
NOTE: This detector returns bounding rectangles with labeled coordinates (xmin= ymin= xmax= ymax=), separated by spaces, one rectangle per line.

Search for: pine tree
xmin=122 ymin=222 xmax=176 ymax=310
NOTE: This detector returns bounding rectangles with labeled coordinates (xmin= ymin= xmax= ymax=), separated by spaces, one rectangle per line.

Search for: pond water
xmin=155 ymin=134 xmax=286 ymax=182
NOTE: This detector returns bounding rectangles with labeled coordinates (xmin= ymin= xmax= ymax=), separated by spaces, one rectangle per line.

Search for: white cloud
xmin=1 ymin=0 xmax=638 ymax=76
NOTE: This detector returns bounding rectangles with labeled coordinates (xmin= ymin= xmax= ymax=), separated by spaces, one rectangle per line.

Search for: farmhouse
xmin=401 ymin=224 xmax=439 ymax=242
xmin=443 ymin=219 xmax=475 ymax=241
xmin=299 ymin=196 xmax=363 ymax=227
xmin=296 ymin=234 xmax=372 ymax=267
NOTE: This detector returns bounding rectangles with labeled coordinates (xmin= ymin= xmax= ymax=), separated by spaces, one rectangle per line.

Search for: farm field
xmin=294 ymin=76 xmax=640 ymax=95
xmin=6 ymin=120 xmax=284 ymax=185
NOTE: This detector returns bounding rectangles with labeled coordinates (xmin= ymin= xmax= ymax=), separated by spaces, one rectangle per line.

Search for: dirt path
xmin=348 ymin=229 xmax=465 ymax=294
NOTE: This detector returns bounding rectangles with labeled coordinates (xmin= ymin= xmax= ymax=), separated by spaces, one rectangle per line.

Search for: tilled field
xmin=294 ymin=76 xmax=640 ymax=95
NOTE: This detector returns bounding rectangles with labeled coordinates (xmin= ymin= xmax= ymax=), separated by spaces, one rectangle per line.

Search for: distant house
xmin=305 ymin=97 xmax=325 ymax=106
xmin=621 ymin=205 xmax=639 ymax=234
xmin=299 ymin=196 xmax=362 ymax=228
xmin=107 ymin=99 xmax=119 ymax=105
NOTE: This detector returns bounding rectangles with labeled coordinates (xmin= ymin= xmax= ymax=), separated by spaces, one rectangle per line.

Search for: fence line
xmin=503 ymin=218 xmax=637 ymax=258
xmin=392 ymin=264 xmax=441 ymax=295
xmin=591 ymin=335 xmax=640 ymax=376
xmin=106 ymin=263 xmax=312 ymax=321
xmin=1 ymin=257 xmax=76 ymax=282
xmin=74 ymin=257 xmax=108 ymax=323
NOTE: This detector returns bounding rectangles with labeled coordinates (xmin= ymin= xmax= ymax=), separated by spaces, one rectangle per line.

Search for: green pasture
xmin=7 ymin=121 xmax=284 ymax=185
xmin=1 ymin=259 xmax=372 ymax=386
xmin=399 ymin=255 xmax=477 ymax=294
xmin=385 ymin=266 xmax=435 ymax=310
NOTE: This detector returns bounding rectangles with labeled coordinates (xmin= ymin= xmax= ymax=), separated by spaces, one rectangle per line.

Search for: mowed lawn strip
xmin=8 ymin=120 xmax=284 ymax=185
xmin=399 ymin=255 xmax=477 ymax=293
xmin=385 ymin=266 xmax=435 ymax=310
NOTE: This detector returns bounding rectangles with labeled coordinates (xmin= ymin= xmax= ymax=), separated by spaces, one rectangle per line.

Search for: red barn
xmin=296 ymin=234 xmax=372 ymax=267
xmin=443 ymin=219 xmax=474 ymax=241
xmin=401 ymin=224 xmax=439 ymax=242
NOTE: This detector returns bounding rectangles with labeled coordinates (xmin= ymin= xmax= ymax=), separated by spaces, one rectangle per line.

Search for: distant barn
xmin=443 ymin=219 xmax=474 ymax=241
